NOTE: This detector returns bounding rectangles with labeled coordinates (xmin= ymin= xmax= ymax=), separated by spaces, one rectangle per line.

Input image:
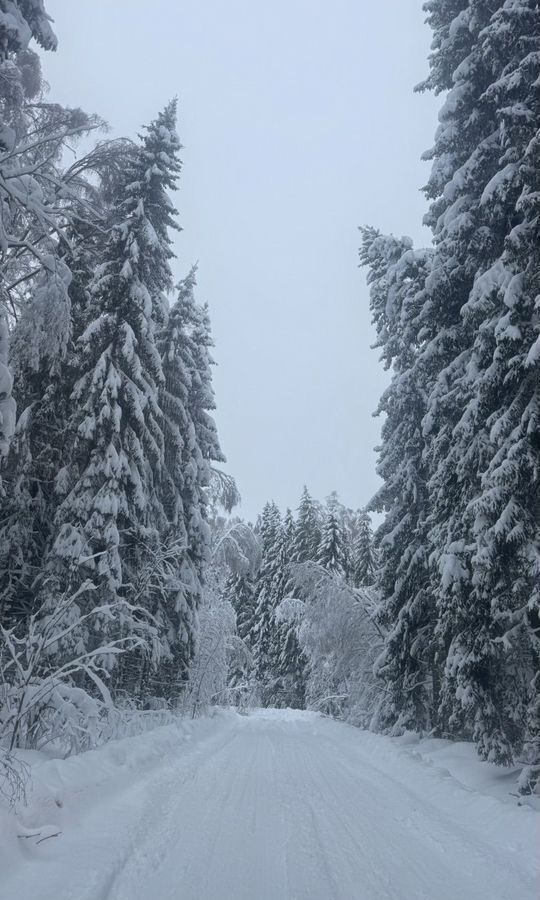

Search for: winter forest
xmin=0 ymin=1 xmax=539 ymax=887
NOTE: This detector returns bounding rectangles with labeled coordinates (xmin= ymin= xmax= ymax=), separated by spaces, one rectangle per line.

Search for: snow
xmin=480 ymin=163 xmax=518 ymax=206
xmin=0 ymin=7 xmax=32 ymax=54
xmin=526 ymin=332 xmax=540 ymax=366
xmin=1 ymin=709 xmax=538 ymax=900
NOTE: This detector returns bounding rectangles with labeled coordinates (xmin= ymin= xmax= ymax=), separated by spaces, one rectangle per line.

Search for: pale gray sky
xmin=43 ymin=0 xmax=440 ymax=520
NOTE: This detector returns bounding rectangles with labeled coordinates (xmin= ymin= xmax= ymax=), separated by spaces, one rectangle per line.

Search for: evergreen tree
xmin=456 ymin=0 xmax=540 ymax=789
xmin=360 ymin=229 xmax=435 ymax=733
xmin=221 ymin=568 xmax=256 ymax=701
xmin=157 ymin=269 xmax=203 ymax=665
xmin=0 ymin=2 xmax=110 ymax=630
xmin=291 ymin=486 xmax=321 ymax=563
xmin=188 ymin=297 xmax=225 ymax=468
xmin=225 ymin=570 xmax=256 ymax=642
xmin=364 ymin=0 xmax=540 ymax=780
xmin=352 ymin=511 xmax=375 ymax=588
xmin=37 ymin=103 xmax=182 ymax=689
xmin=249 ymin=502 xmax=282 ymax=701
xmin=276 ymin=615 xmax=306 ymax=709
xmin=317 ymin=502 xmax=345 ymax=576
xmin=154 ymin=267 xmax=224 ymax=696
xmin=274 ymin=508 xmax=306 ymax=708
xmin=418 ymin=0 xmax=539 ymax=766
xmin=0 ymin=257 xmax=72 ymax=624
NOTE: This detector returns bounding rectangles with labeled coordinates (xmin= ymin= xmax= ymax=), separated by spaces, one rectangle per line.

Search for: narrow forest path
xmin=2 ymin=710 xmax=538 ymax=900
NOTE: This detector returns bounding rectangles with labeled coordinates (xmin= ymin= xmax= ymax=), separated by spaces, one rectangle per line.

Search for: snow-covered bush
xmin=0 ymin=580 xmax=156 ymax=756
xmin=183 ymin=568 xmax=257 ymax=717
xmin=183 ymin=569 xmax=237 ymax=718
xmin=0 ymin=747 xmax=28 ymax=808
xmin=279 ymin=562 xmax=383 ymax=725
xmin=211 ymin=517 xmax=260 ymax=575
xmin=183 ymin=512 xmax=259 ymax=717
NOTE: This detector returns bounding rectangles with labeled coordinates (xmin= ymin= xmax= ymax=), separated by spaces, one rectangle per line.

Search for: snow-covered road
xmin=2 ymin=709 xmax=538 ymax=900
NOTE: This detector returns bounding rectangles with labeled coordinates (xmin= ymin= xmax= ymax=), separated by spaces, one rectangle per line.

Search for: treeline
xmin=0 ymin=2 xmax=224 ymax=753
xmin=224 ymin=489 xmax=376 ymax=710
xmin=359 ymin=0 xmax=539 ymax=793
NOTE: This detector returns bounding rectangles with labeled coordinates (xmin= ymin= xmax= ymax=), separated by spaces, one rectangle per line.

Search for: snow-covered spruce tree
xmin=0 ymin=256 xmax=71 ymax=625
xmin=188 ymin=295 xmax=224 ymax=469
xmin=249 ymin=502 xmax=283 ymax=702
xmin=362 ymin=1 xmax=540 ymax=775
xmin=0 ymin=16 xmax=105 ymax=629
xmin=414 ymin=0 xmax=540 ymax=768
xmin=222 ymin=569 xmax=256 ymax=697
xmin=360 ymin=228 xmax=435 ymax=734
xmin=0 ymin=219 xmax=102 ymax=634
xmin=36 ymin=103 xmax=183 ymax=695
xmin=180 ymin=284 xmax=225 ymax=683
xmin=414 ymin=0 xmax=513 ymax=759
xmin=465 ymin=0 xmax=540 ymax=790
xmin=464 ymin=1 xmax=539 ymax=783
xmin=0 ymin=142 xmax=135 ymax=631
xmin=291 ymin=486 xmax=321 ymax=563
xmin=317 ymin=501 xmax=346 ymax=576
xmin=352 ymin=511 xmax=375 ymax=588
xmin=153 ymin=267 xmax=199 ymax=696
xmin=152 ymin=267 xmax=224 ymax=699
xmin=275 ymin=609 xmax=306 ymax=709
xmin=225 ymin=569 xmax=256 ymax=642
xmin=328 ymin=494 xmax=360 ymax=584
xmin=458 ymin=3 xmax=540 ymax=784
xmin=273 ymin=508 xmax=306 ymax=708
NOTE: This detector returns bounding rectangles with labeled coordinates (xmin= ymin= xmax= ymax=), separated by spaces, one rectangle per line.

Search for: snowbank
xmin=334 ymin=723 xmax=539 ymax=868
xmin=394 ymin=730 xmax=539 ymax=808
xmin=0 ymin=708 xmax=239 ymax=880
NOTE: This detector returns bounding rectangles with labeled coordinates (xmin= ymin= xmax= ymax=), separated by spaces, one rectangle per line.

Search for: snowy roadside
xmin=328 ymin=719 xmax=540 ymax=870
xmin=0 ymin=709 xmax=538 ymax=900
xmin=391 ymin=730 xmax=540 ymax=810
xmin=0 ymin=708 xmax=240 ymax=887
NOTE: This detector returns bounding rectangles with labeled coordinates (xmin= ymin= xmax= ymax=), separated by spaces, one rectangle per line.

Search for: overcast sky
xmin=43 ymin=0 xmax=440 ymax=520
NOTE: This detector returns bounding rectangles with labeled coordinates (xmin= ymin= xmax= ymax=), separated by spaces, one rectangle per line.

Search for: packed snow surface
xmin=1 ymin=709 xmax=538 ymax=900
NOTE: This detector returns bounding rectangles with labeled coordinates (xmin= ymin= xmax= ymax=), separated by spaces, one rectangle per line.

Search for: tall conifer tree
xmin=317 ymin=503 xmax=345 ymax=576
xmin=360 ymin=230 xmax=435 ymax=733
xmin=154 ymin=267 xmax=224 ymax=694
xmin=418 ymin=0 xmax=539 ymax=766
xmin=352 ymin=512 xmax=375 ymax=588
xmin=291 ymin=487 xmax=321 ymax=563
xmin=250 ymin=502 xmax=282 ymax=701
xmin=38 ymin=103 xmax=182 ymax=686
xmin=364 ymin=1 xmax=540 ymax=780
xmin=274 ymin=508 xmax=306 ymax=707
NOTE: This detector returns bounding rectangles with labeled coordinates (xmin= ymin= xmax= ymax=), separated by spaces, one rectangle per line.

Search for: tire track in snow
xmin=2 ymin=710 xmax=538 ymax=900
